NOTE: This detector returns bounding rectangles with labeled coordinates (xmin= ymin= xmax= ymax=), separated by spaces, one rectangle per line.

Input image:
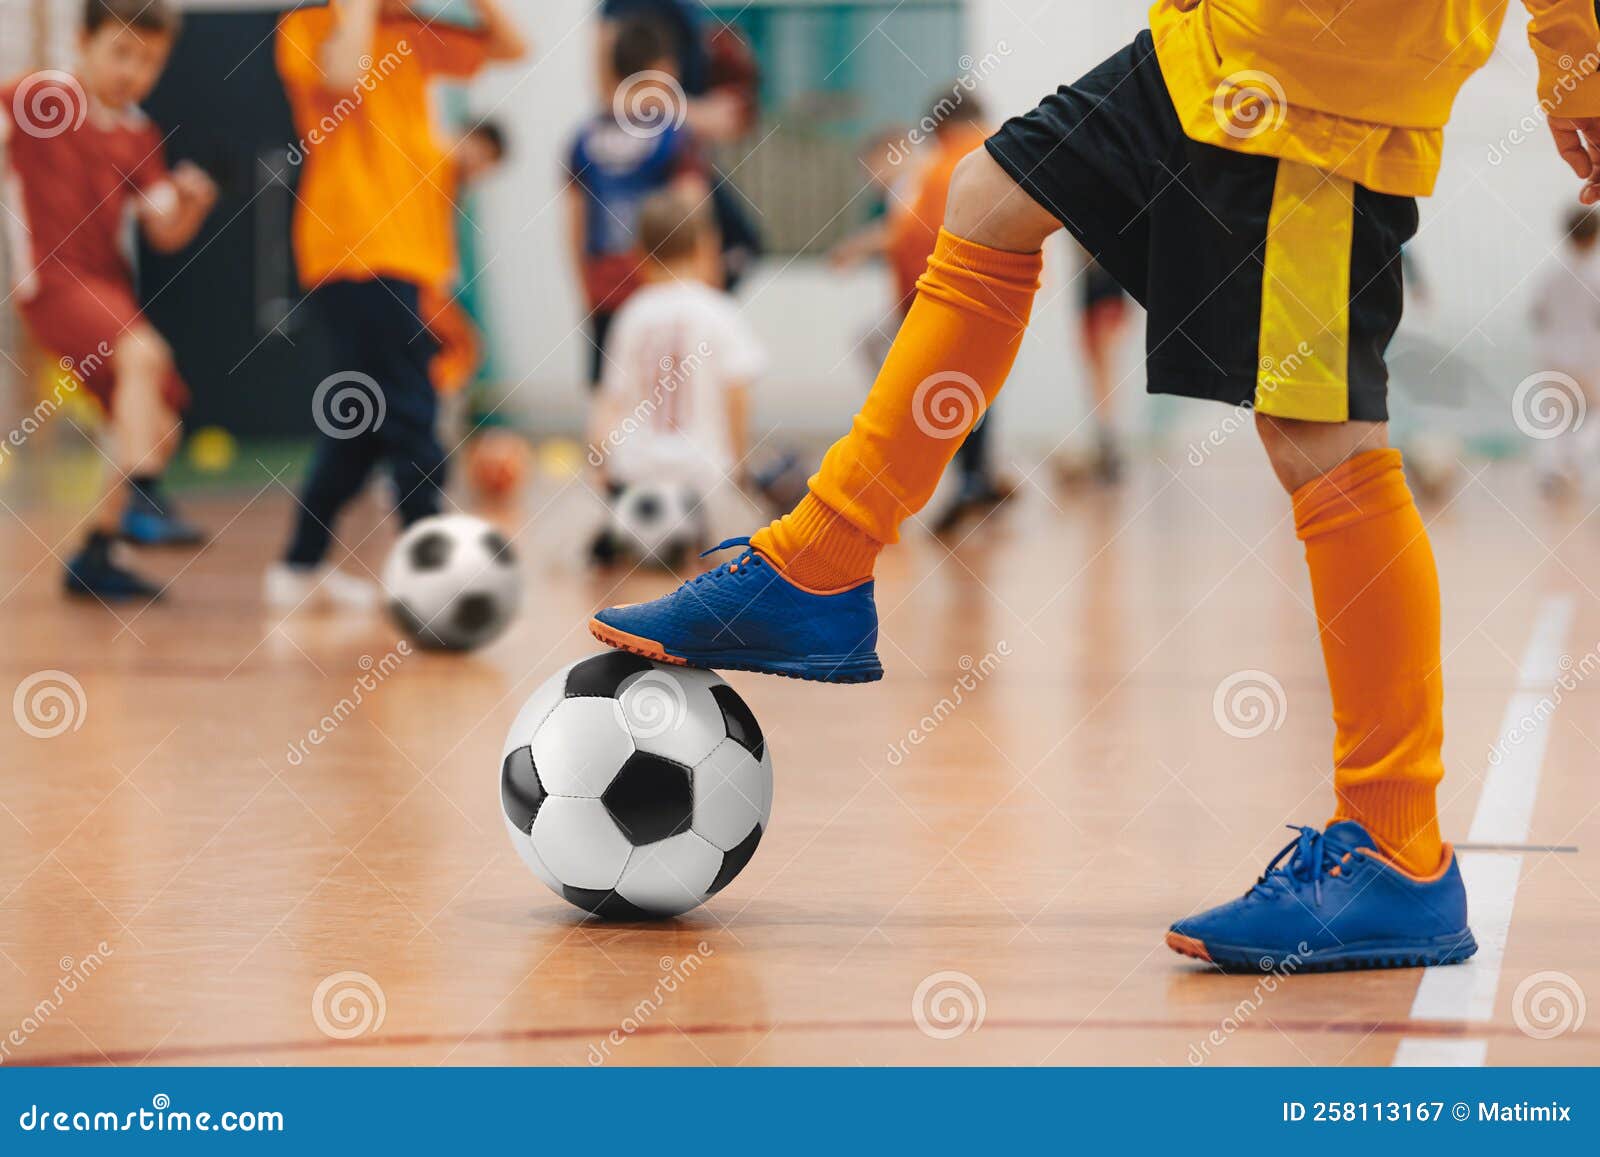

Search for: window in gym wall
xmin=704 ymin=0 xmax=966 ymax=256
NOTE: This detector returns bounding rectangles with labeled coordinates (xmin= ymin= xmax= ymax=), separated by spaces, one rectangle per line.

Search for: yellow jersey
xmin=1150 ymin=0 xmax=1600 ymax=195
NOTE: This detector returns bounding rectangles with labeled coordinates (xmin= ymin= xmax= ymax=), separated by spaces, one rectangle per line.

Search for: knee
xmin=113 ymin=331 xmax=171 ymax=388
xmin=1255 ymin=412 xmax=1389 ymax=494
xmin=944 ymin=149 xmax=1059 ymax=252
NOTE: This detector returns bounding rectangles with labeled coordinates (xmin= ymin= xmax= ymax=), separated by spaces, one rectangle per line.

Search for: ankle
xmin=84 ymin=529 xmax=115 ymax=559
xmin=750 ymin=493 xmax=881 ymax=591
xmin=1333 ymin=781 xmax=1443 ymax=877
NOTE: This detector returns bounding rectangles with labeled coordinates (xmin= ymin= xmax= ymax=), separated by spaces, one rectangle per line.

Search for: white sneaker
xmin=263 ymin=562 xmax=379 ymax=611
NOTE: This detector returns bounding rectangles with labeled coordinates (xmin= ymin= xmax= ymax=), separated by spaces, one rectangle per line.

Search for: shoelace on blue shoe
xmin=688 ymin=537 xmax=766 ymax=584
xmin=1249 ymin=825 xmax=1350 ymax=906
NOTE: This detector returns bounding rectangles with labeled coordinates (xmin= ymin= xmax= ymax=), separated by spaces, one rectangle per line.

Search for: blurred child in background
xmin=596 ymin=0 xmax=762 ymax=289
xmin=883 ymin=92 xmax=1013 ymax=534
xmin=1530 ymin=207 xmax=1600 ymax=497
xmin=267 ymin=0 xmax=526 ymax=610
xmin=588 ymin=190 xmax=764 ymax=562
xmin=829 ymin=128 xmax=913 ymax=374
xmin=424 ymin=118 xmax=534 ymax=506
xmin=568 ymin=17 xmax=708 ymax=393
xmin=1072 ymin=251 xmax=1130 ymax=485
xmin=423 ymin=120 xmax=508 ymax=402
xmin=2 ymin=0 xmax=218 ymax=600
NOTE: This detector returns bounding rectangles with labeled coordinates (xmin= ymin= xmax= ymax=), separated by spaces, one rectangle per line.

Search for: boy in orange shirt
xmin=596 ymin=1 xmax=1600 ymax=971
xmin=266 ymin=0 xmax=525 ymax=609
xmin=3 ymin=0 xmax=217 ymax=599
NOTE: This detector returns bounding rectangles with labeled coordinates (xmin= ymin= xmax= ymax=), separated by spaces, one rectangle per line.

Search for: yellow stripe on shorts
xmin=1254 ymin=161 xmax=1354 ymax=423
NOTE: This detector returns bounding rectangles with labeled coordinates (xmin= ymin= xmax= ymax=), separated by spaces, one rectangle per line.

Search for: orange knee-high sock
xmin=752 ymin=230 xmax=1043 ymax=589
xmin=1294 ymin=448 xmax=1445 ymax=876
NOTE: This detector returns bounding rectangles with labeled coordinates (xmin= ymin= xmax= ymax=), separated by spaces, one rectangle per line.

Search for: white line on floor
xmin=1392 ymin=1038 xmax=1489 ymax=1067
xmin=1395 ymin=594 xmax=1575 ymax=1066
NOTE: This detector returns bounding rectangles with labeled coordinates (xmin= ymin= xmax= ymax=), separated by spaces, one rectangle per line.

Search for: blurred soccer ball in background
xmin=383 ymin=514 xmax=521 ymax=650
xmin=612 ymin=481 xmax=702 ymax=565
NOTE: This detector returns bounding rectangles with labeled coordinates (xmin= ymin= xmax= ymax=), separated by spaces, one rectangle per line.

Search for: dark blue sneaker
xmin=1166 ymin=821 xmax=1477 ymax=972
xmin=589 ymin=537 xmax=883 ymax=683
xmin=64 ymin=541 xmax=163 ymax=601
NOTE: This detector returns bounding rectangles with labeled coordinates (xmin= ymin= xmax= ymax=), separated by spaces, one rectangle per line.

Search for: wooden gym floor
xmin=1 ymin=440 xmax=1597 ymax=1067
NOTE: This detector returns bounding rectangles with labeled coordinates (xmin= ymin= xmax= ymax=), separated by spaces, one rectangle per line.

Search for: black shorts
xmin=985 ymin=31 xmax=1418 ymax=423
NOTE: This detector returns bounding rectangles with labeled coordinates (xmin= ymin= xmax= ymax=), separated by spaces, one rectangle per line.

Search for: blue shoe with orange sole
xmin=589 ymin=537 xmax=883 ymax=683
xmin=1166 ymin=821 xmax=1478 ymax=972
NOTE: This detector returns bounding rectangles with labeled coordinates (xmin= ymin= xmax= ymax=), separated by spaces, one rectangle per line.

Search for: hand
xmin=172 ymin=161 xmax=218 ymax=210
xmin=1548 ymin=116 xmax=1600 ymax=204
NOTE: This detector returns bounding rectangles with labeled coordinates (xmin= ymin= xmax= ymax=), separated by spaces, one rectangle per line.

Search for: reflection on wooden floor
xmin=1 ymin=445 xmax=1596 ymax=1066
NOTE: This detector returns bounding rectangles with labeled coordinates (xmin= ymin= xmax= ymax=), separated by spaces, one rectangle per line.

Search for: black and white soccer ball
xmin=612 ymin=481 xmax=702 ymax=564
xmin=383 ymin=514 xmax=521 ymax=650
xmin=500 ymin=652 xmax=772 ymax=919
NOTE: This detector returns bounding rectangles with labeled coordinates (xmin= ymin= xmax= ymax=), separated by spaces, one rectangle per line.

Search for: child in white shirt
xmin=589 ymin=190 xmax=767 ymax=559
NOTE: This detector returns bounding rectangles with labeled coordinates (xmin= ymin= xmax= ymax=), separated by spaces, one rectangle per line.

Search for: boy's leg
xmin=586 ymin=312 xmax=615 ymax=394
xmin=954 ymin=412 xmax=993 ymax=493
xmin=593 ymin=34 xmax=1163 ymax=678
xmin=370 ymin=280 xmax=446 ymax=527
xmin=1258 ymin=415 xmax=1444 ymax=877
xmin=67 ymin=327 xmax=184 ymax=599
xmin=282 ymin=283 xmax=384 ymax=570
xmin=106 ymin=329 xmax=179 ymax=481
xmin=283 ymin=432 xmax=384 ymax=567
xmin=110 ymin=328 xmax=208 ymax=547
xmin=1163 ymin=153 xmax=1471 ymax=970
xmin=751 ymin=150 xmax=1055 ymax=588
xmin=1168 ymin=412 xmax=1468 ymax=971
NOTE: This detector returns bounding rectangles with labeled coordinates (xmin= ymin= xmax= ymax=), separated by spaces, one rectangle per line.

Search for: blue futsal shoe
xmin=589 ymin=537 xmax=883 ymax=683
xmin=120 ymin=485 xmax=205 ymax=547
xmin=1166 ymin=821 xmax=1478 ymax=972
xmin=64 ymin=539 xmax=163 ymax=601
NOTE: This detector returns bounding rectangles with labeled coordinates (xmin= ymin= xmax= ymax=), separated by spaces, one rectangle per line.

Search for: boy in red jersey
xmin=2 ymin=0 xmax=216 ymax=599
